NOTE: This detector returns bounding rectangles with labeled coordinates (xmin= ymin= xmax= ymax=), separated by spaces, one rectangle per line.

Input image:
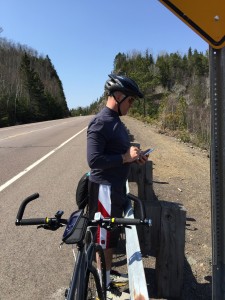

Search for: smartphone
xmin=142 ymin=148 xmax=154 ymax=156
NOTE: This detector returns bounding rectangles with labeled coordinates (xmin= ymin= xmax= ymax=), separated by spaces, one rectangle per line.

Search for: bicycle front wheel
xmin=85 ymin=244 xmax=106 ymax=300
xmin=93 ymin=244 xmax=106 ymax=292
xmin=85 ymin=266 xmax=105 ymax=300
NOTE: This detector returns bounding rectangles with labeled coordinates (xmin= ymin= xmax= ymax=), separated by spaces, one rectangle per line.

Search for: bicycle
xmin=15 ymin=192 xmax=151 ymax=300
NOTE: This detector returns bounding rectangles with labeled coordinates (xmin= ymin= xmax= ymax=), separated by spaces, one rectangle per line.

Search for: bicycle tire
xmin=94 ymin=244 xmax=106 ymax=293
xmin=84 ymin=266 xmax=105 ymax=300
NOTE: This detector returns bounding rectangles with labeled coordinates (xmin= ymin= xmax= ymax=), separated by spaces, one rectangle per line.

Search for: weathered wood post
xmin=128 ymin=161 xmax=161 ymax=256
xmin=128 ymin=160 xmax=186 ymax=298
xmin=155 ymin=201 xmax=186 ymax=298
xmin=128 ymin=161 xmax=161 ymax=255
xmin=128 ymin=160 xmax=153 ymax=201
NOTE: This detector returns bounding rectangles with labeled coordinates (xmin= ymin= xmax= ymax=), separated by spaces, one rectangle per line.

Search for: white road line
xmin=0 ymin=120 xmax=74 ymax=141
xmin=0 ymin=118 xmax=77 ymax=132
xmin=0 ymin=127 xmax=87 ymax=192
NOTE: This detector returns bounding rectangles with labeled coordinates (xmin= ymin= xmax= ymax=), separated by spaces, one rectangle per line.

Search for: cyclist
xmin=87 ymin=74 xmax=148 ymax=299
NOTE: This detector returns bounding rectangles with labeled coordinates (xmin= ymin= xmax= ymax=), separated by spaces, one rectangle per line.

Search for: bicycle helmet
xmin=105 ymin=74 xmax=144 ymax=98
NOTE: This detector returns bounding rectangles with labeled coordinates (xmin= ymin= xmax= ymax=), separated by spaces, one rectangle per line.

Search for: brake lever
xmin=37 ymin=225 xmax=46 ymax=230
xmin=101 ymin=223 xmax=132 ymax=230
xmin=123 ymin=225 xmax=132 ymax=229
xmin=37 ymin=224 xmax=63 ymax=231
xmin=37 ymin=224 xmax=55 ymax=230
xmin=101 ymin=222 xmax=113 ymax=231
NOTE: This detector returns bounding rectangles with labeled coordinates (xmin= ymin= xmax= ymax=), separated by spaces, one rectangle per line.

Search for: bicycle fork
xmin=65 ymin=249 xmax=86 ymax=300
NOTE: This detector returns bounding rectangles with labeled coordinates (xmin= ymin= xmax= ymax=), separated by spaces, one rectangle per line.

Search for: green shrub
xmin=0 ymin=116 xmax=9 ymax=127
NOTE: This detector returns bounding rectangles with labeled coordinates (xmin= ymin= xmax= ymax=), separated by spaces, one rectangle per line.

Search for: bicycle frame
xmin=66 ymin=228 xmax=97 ymax=300
xmin=66 ymin=246 xmax=86 ymax=299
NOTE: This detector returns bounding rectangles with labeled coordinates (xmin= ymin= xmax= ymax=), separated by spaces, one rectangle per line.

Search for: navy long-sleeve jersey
xmin=87 ymin=107 xmax=130 ymax=187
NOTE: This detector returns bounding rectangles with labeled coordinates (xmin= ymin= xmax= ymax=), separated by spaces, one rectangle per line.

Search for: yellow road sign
xmin=159 ymin=0 xmax=225 ymax=49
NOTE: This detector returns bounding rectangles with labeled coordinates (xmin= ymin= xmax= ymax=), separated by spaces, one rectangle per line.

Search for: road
xmin=0 ymin=116 xmax=93 ymax=300
xmin=0 ymin=115 xmax=211 ymax=299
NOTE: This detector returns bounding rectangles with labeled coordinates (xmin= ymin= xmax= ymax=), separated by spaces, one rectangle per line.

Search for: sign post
xmin=158 ymin=1 xmax=225 ymax=299
xmin=209 ymin=46 xmax=225 ymax=299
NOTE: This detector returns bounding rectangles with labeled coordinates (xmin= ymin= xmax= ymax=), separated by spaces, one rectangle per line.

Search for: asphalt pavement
xmin=0 ymin=116 xmax=93 ymax=300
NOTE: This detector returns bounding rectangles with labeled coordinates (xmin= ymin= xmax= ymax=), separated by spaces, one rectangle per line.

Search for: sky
xmin=0 ymin=0 xmax=208 ymax=110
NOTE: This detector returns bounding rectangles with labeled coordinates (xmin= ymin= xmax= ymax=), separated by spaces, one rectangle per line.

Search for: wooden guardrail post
xmin=128 ymin=161 xmax=160 ymax=255
xmin=128 ymin=161 xmax=186 ymax=298
xmin=155 ymin=201 xmax=186 ymax=298
xmin=128 ymin=160 xmax=153 ymax=202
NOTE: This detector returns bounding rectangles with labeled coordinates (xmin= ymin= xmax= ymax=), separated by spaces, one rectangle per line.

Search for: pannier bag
xmin=62 ymin=209 xmax=88 ymax=244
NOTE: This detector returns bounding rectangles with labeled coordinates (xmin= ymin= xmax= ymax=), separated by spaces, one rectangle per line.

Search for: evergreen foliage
xmin=122 ymin=48 xmax=209 ymax=148
xmin=0 ymin=38 xmax=70 ymax=127
xmin=72 ymin=47 xmax=210 ymax=149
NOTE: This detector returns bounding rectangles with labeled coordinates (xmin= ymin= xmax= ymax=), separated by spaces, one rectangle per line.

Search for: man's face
xmin=119 ymin=95 xmax=135 ymax=116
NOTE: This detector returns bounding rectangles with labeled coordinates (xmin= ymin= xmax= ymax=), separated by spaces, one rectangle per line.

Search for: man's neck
xmin=106 ymin=97 xmax=118 ymax=113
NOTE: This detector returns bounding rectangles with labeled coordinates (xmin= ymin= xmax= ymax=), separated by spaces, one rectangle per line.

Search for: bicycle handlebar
xmin=15 ymin=193 xmax=67 ymax=229
xmin=16 ymin=193 xmax=40 ymax=223
xmin=18 ymin=218 xmax=48 ymax=225
xmin=127 ymin=193 xmax=146 ymax=219
xmin=15 ymin=193 xmax=151 ymax=230
xmin=94 ymin=216 xmax=151 ymax=227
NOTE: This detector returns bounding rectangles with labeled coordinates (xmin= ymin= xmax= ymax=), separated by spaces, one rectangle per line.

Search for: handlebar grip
xmin=16 ymin=193 xmax=40 ymax=224
xmin=18 ymin=218 xmax=47 ymax=226
xmin=109 ymin=217 xmax=142 ymax=225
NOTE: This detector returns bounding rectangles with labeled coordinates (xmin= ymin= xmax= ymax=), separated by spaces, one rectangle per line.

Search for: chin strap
xmin=112 ymin=94 xmax=128 ymax=116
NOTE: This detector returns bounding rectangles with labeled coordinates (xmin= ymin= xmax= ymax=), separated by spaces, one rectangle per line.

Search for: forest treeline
xmin=0 ymin=37 xmax=70 ymax=127
xmin=71 ymin=48 xmax=210 ymax=149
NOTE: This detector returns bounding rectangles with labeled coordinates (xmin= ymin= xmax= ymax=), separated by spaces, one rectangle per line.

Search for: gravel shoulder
xmin=122 ymin=116 xmax=212 ymax=300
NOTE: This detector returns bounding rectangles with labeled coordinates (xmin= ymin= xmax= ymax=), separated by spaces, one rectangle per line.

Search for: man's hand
xmin=122 ymin=146 xmax=140 ymax=163
xmin=136 ymin=153 xmax=148 ymax=165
